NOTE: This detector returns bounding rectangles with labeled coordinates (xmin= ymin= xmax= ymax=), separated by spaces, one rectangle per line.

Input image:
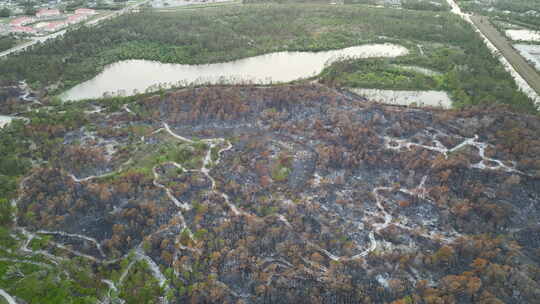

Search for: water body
xmin=390 ymin=65 xmax=442 ymax=76
xmin=442 ymin=0 xmax=540 ymax=106
xmin=505 ymin=29 xmax=540 ymax=42
xmin=514 ymin=44 xmax=540 ymax=72
xmin=0 ymin=115 xmax=14 ymax=128
xmin=349 ymin=88 xmax=452 ymax=109
xmin=62 ymin=44 xmax=409 ymax=100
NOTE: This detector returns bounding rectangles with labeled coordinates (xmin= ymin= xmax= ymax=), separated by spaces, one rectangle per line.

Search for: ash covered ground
xmin=11 ymin=84 xmax=540 ymax=303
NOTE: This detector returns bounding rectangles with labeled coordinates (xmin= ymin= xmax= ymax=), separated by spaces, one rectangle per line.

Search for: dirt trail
xmin=0 ymin=289 xmax=17 ymax=304
xmin=471 ymin=15 xmax=540 ymax=99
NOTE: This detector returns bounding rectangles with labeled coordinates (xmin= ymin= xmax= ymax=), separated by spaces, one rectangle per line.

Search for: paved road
xmin=444 ymin=0 xmax=540 ymax=106
xmin=0 ymin=0 xmax=150 ymax=58
xmin=471 ymin=15 xmax=540 ymax=98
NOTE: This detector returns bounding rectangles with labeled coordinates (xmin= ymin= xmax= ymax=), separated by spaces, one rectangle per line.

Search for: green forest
xmin=458 ymin=0 xmax=540 ymax=29
xmin=0 ymin=4 xmax=536 ymax=113
xmin=344 ymin=0 xmax=450 ymax=11
xmin=320 ymin=41 xmax=536 ymax=112
xmin=0 ymin=36 xmax=18 ymax=53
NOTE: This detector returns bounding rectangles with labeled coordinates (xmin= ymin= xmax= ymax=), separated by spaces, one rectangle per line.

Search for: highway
xmin=471 ymin=15 xmax=540 ymax=101
xmin=444 ymin=0 xmax=540 ymax=107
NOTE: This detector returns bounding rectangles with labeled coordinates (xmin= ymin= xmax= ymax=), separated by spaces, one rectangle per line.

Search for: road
xmin=470 ymin=16 xmax=540 ymax=99
xmin=0 ymin=289 xmax=17 ymax=304
xmin=444 ymin=0 xmax=540 ymax=107
xmin=0 ymin=0 xmax=150 ymax=58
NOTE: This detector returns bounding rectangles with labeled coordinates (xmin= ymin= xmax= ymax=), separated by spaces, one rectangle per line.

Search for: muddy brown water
xmin=62 ymin=44 xmax=409 ymax=101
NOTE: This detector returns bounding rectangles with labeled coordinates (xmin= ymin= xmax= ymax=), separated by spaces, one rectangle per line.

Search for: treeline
xmin=401 ymin=0 xmax=449 ymax=11
xmin=0 ymin=5 xmax=505 ymax=98
xmin=0 ymin=121 xmax=30 ymax=226
xmin=459 ymin=0 xmax=540 ymax=14
xmin=0 ymin=36 xmax=18 ymax=53
xmin=321 ymin=59 xmax=440 ymax=90
xmin=458 ymin=0 xmax=540 ymax=29
xmin=321 ymin=41 xmax=538 ymax=113
xmin=243 ymin=0 xmax=329 ymax=4
xmin=345 ymin=0 xmax=450 ymax=11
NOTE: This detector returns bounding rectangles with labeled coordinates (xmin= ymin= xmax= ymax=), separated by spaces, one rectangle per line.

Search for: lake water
xmin=349 ymin=88 xmax=452 ymax=109
xmin=505 ymin=29 xmax=540 ymax=42
xmin=0 ymin=115 xmax=13 ymax=128
xmin=62 ymin=44 xmax=409 ymax=101
xmin=391 ymin=65 xmax=441 ymax=76
xmin=514 ymin=44 xmax=540 ymax=72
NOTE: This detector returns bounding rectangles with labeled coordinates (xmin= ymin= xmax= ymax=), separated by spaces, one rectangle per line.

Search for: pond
xmin=505 ymin=29 xmax=540 ymax=42
xmin=349 ymin=88 xmax=452 ymax=109
xmin=514 ymin=44 xmax=540 ymax=72
xmin=390 ymin=65 xmax=442 ymax=76
xmin=62 ymin=43 xmax=409 ymax=101
xmin=0 ymin=115 xmax=13 ymax=128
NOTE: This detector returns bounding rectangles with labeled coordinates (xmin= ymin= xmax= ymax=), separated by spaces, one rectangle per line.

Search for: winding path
xmin=7 ymin=101 xmax=531 ymax=301
xmin=0 ymin=289 xmax=17 ymax=304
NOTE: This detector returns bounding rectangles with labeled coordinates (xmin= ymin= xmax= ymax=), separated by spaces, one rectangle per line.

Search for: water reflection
xmin=349 ymin=88 xmax=452 ymax=109
xmin=0 ymin=115 xmax=14 ymax=128
xmin=62 ymin=43 xmax=408 ymax=100
xmin=514 ymin=44 xmax=540 ymax=72
xmin=505 ymin=29 xmax=540 ymax=42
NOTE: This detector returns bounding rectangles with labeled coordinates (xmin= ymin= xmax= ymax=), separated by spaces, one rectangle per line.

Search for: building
xmin=33 ymin=21 xmax=49 ymax=29
xmin=67 ymin=14 xmax=88 ymax=24
xmin=11 ymin=26 xmax=36 ymax=34
xmin=10 ymin=17 xmax=35 ymax=26
xmin=36 ymin=8 xmax=61 ymax=18
xmin=43 ymin=20 xmax=66 ymax=32
xmin=74 ymin=8 xmax=96 ymax=15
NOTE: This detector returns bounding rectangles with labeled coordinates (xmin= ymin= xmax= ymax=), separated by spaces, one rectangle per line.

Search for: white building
xmin=10 ymin=16 xmax=35 ymax=26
